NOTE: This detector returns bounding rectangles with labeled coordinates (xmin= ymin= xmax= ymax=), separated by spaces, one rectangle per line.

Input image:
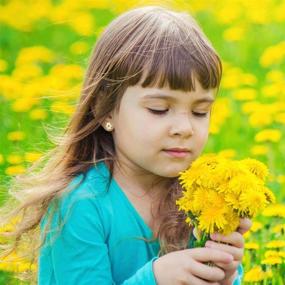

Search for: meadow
xmin=0 ymin=0 xmax=285 ymax=284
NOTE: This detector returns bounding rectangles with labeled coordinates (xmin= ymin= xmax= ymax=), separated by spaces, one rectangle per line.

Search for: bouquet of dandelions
xmin=176 ymin=153 xmax=276 ymax=248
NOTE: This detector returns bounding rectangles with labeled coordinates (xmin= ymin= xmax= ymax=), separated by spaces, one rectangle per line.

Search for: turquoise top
xmin=38 ymin=161 xmax=244 ymax=284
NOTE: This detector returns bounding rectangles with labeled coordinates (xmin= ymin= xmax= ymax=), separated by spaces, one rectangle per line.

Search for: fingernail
xmin=211 ymin=233 xmax=218 ymax=239
xmin=205 ymin=241 xmax=212 ymax=247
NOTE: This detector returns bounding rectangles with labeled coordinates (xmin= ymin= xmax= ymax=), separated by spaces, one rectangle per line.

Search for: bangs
xmin=115 ymin=25 xmax=222 ymax=92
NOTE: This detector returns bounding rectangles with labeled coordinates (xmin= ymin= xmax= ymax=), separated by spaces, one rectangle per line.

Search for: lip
xmin=163 ymin=148 xmax=191 ymax=158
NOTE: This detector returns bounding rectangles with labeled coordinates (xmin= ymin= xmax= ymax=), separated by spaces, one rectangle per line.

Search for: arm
xmin=39 ymin=190 xmax=158 ymax=285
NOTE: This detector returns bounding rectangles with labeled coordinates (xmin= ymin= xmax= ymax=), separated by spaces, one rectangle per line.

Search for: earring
xmin=105 ymin=121 xmax=113 ymax=131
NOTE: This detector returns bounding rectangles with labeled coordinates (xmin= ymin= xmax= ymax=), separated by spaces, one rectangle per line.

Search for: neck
xmin=110 ymin=159 xmax=172 ymax=202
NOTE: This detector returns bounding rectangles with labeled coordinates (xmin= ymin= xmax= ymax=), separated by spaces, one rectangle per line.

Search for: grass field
xmin=0 ymin=0 xmax=285 ymax=284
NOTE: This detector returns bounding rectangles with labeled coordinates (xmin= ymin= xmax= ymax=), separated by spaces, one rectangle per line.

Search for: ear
xmin=101 ymin=113 xmax=114 ymax=132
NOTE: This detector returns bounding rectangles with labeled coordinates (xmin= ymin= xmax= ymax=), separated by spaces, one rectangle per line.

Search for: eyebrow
xmin=141 ymin=94 xmax=215 ymax=104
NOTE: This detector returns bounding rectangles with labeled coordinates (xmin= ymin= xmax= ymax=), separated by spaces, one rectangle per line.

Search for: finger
xmin=205 ymin=241 xmax=244 ymax=261
xmin=214 ymin=260 xmax=240 ymax=272
xmin=189 ymin=248 xmax=233 ymax=264
xmin=187 ymin=273 xmax=221 ymax=285
xmin=210 ymin=232 xmax=244 ymax=248
xmin=189 ymin=259 xmax=225 ymax=282
xmin=237 ymin=218 xmax=252 ymax=234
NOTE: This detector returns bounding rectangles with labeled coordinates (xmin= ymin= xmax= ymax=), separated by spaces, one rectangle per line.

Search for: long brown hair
xmin=0 ymin=5 xmax=222 ymax=283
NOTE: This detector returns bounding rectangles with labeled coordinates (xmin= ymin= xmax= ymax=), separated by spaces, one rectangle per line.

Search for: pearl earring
xmin=105 ymin=122 xmax=113 ymax=131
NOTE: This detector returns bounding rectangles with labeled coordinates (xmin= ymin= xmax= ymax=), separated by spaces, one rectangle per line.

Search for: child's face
xmin=108 ymin=80 xmax=215 ymax=178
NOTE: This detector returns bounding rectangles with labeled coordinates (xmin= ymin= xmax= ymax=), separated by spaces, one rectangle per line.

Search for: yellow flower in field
xmin=262 ymin=82 xmax=285 ymax=98
xmin=7 ymin=154 xmax=23 ymax=164
xmin=242 ymin=101 xmax=262 ymax=114
xmin=275 ymin=113 xmax=285 ymax=124
xmin=264 ymin=250 xmax=282 ymax=258
xmin=16 ymin=46 xmax=55 ymax=65
xmin=244 ymin=266 xmax=272 ymax=282
xmin=223 ymin=26 xmax=245 ymax=42
xmin=51 ymin=101 xmax=75 ymax=115
xmin=245 ymin=242 xmax=259 ymax=250
xmin=260 ymin=41 xmax=285 ymax=67
xmin=69 ymin=12 xmax=95 ymax=36
xmin=272 ymin=224 xmax=285 ymax=234
xmin=250 ymin=145 xmax=269 ymax=156
xmin=250 ymin=221 xmax=263 ymax=232
xmin=249 ymin=112 xmax=273 ymax=127
xmin=12 ymin=97 xmax=39 ymax=112
xmin=218 ymin=149 xmax=236 ymax=159
xmin=232 ymin=88 xmax=257 ymax=101
xmin=0 ymin=59 xmax=8 ymax=72
xmin=5 ymin=165 xmax=25 ymax=175
xmin=276 ymin=175 xmax=285 ymax=184
xmin=266 ymin=240 xmax=285 ymax=249
xmin=7 ymin=131 xmax=26 ymax=141
xmin=242 ymin=73 xmax=257 ymax=86
xmin=12 ymin=64 xmax=43 ymax=81
xmin=29 ymin=108 xmax=47 ymax=120
xmin=266 ymin=70 xmax=284 ymax=82
xmin=262 ymin=204 xmax=285 ymax=217
xmin=70 ymin=41 xmax=90 ymax=55
xmin=261 ymin=256 xmax=282 ymax=265
xmin=209 ymin=98 xmax=231 ymax=134
xmin=0 ymin=154 xmax=4 ymax=164
xmin=24 ymin=152 xmax=42 ymax=163
xmin=254 ymin=129 xmax=282 ymax=143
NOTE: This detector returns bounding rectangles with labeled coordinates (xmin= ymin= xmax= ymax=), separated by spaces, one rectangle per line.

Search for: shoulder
xmin=42 ymin=161 xmax=113 ymax=234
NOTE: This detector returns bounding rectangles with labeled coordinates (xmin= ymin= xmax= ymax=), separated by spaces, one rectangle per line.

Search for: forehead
xmin=124 ymin=83 xmax=215 ymax=104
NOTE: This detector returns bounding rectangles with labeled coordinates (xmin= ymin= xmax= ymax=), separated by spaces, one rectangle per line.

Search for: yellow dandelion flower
xmin=70 ymin=41 xmax=90 ymax=55
xmin=250 ymin=145 xmax=269 ymax=156
xmin=262 ymin=204 xmax=285 ymax=217
xmin=7 ymin=154 xmax=23 ymax=164
xmin=275 ymin=112 xmax=285 ymax=124
xmin=255 ymin=129 xmax=282 ymax=143
xmin=245 ymin=242 xmax=260 ymax=250
xmin=272 ymin=224 xmax=285 ymax=234
xmin=232 ymin=88 xmax=257 ymax=101
xmin=250 ymin=221 xmax=263 ymax=232
xmin=29 ymin=108 xmax=47 ymax=120
xmin=240 ymin=158 xmax=269 ymax=181
xmin=264 ymin=250 xmax=280 ymax=258
xmin=24 ymin=152 xmax=42 ymax=163
xmin=198 ymin=205 xmax=228 ymax=234
xmin=244 ymin=266 xmax=272 ymax=282
xmin=261 ymin=256 xmax=282 ymax=265
xmin=0 ymin=154 xmax=4 ymax=164
xmin=239 ymin=189 xmax=267 ymax=217
xmin=7 ymin=131 xmax=26 ymax=141
xmin=5 ymin=165 xmax=25 ymax=175
xmin=0 ymin=59 xmax=8 ymax=72
xmin=266 ymin=240 xmax=285 ymax=249
xmin=217 ymin=149 xmax=236 ymax=159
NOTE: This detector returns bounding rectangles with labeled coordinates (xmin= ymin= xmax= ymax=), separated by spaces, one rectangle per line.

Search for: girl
xmin=0 ymin=5 xmax=252 ymax=285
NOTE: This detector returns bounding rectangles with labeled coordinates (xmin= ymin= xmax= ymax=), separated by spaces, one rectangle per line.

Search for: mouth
xmin=163 ymin=149 xmax=191 ymax=158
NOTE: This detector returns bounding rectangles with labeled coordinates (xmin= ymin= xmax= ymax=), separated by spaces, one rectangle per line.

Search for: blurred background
xmin=0 ymin=0 xmax=284 ymax=283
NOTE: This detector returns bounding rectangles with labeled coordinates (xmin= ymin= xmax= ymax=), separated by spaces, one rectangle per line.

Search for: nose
xmin=169 ymin=112 xmax=194 ymax=137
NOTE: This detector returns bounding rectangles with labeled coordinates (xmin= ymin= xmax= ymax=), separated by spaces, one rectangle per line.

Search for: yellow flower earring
xmin=104 ymin=121 xmax=114 ymax=132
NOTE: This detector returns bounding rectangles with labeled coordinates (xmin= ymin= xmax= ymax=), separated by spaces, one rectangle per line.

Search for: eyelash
xmin=147 ymin=109 xmax=208 ymax=117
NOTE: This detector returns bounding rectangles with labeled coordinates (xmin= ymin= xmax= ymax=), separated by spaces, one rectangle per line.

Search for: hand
xmin=153 ymin=247 xmax=233 ymax=285
xmin=204 ymin=218 xmax=252 ymax=285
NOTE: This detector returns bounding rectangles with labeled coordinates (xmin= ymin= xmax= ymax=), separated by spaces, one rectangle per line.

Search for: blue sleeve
xmin=40 ymin=188 xmax=158 ymax=285
xmin=121 ymin=256 xmax=159 ymax=285
xmin=233 ymin=263 xmax=243 ymax=285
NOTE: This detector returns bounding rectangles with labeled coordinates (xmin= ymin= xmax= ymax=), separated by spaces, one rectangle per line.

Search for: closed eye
xmin=192 ymin=112 xmax=208 ymax=117
xmin=147 ymin=108 xmax=168 ymax=115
